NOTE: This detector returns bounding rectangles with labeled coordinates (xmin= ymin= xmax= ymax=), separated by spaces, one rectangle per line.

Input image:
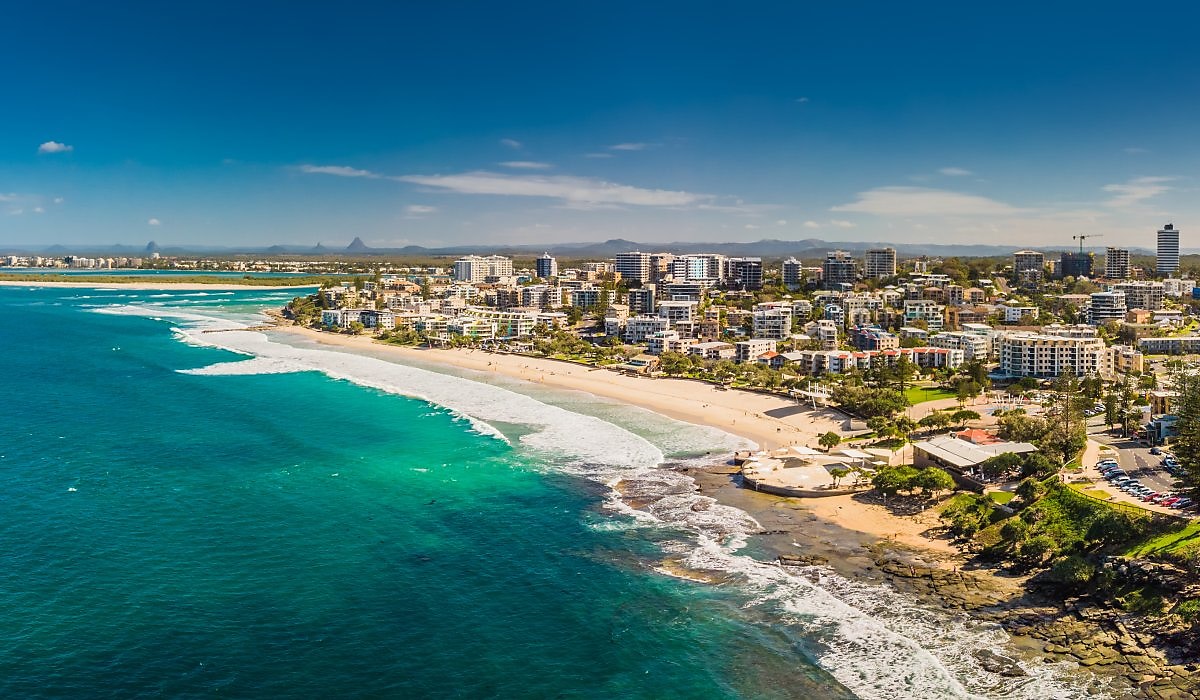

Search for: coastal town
xmin=188 ymin=230 xmax=1197 ymax=695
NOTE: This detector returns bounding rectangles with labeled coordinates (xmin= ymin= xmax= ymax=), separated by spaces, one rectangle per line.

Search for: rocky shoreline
xmin=684 ymin=463 xmax=1200 ymax=699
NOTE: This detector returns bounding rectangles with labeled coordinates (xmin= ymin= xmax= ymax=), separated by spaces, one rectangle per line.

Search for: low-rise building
xmin=735 ymin=338 xmax=777 ymax=363
xmin=688 ymin=341 xmax=736 ymax=360
xmin=1138 ymin=336 xmax=1200 ymax=355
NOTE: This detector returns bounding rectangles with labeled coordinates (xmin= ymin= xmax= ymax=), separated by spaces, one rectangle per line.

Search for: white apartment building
xmin=782 ymin=257 xmax=804 ymax=288
xmin=688 ymin=341 xmax=737 ymax=361
xmin=1163 ymin=278 xmax=1196 ymax=298
xmin=752 ymin=308 xmax=793 ymax=340
xmin=1088 ymin=290 xmax=1127 ymax=324
xmin=1114 ymin=281 xmax=1165 ymax=311
xmin=1105 ymin=247 xmax=1130 ymax=279
xmin=813 ymin=319 xmax=839 ymax=350
xmin=1158 ymin=224 xmax=1180 ymax=276
xmin=928 ymin=331 xmax=991 ymax=360
xmin=735 ymin=339 xmax=777 ymax=363
xmin=615 ymin=251 xmax=652 ymax=284
xmin=999 ymin=304 xmax=1039 ymax=324
xmin=903 ymin=299 xmax=945 ymax=331
xmin=452 ymin=255 xmax=513 ymax=282
xmin=462 ymin=308 xmax=538 ymax=339
xmin=521 ymin=284 xmax=563 ymax=309
xmin=657 ymin=300 xmax=698 ymax=327
xmin=864 ymin=248 xmax=897 ymax=278
xmin=624 ymin=315 xmax=670 ymax=343
xmin=646 ymin=330 xmax=680 ymax=355
xmin=447 ymin=316 xmax=498 ymax=340
xmin=999 ymin=332 xmax=1107 ymax=377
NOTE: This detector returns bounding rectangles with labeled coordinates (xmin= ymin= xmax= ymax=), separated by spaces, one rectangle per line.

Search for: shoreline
xmin=271 ymin=323 xmax=964 ymax=556
xmin=0 ymin=280 xmax=318 ymax=291
xmin=252 ymin=322 xmax=1183 ymax=693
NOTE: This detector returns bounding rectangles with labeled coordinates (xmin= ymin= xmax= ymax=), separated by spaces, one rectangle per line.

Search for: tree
xmin=347 ymin=321 xmax=365 ymax=335
xmin=829 ymin=467 xmax=851 ymax=488
xmin=1172 ymin=370 xmax=1200 ymax=500
xmin=918 ymin=411 xmax=953 ymax=432
xmin=913 ymin=467 xmax=956 ymax=497
xmin=818 ymin=431 xmax=842 ymax=451
xmin=951 ymin=409 xmax=981 ymax=427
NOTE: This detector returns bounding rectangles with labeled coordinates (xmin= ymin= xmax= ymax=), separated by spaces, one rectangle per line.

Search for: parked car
xmin=1151 ymin=493 xmax=1173 ymax=503
xmin=1150 ymin=447 xmax=1162 ymax=455
xmin=1141 ymin=492 xmax=1159 ymax=501
xmin=1162 ymin=496 xmax=1182 ymax=507
xmin=1174 ymin=498 xmax=1193 ymax=509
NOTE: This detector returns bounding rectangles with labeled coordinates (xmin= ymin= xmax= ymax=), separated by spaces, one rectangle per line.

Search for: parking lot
xmin=1084 ymin=435 xmax=1191 ymax=515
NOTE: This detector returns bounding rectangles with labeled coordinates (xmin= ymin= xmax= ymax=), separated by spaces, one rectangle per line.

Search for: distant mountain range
xmin=1 ymin=237 xmax=1173 ymax=259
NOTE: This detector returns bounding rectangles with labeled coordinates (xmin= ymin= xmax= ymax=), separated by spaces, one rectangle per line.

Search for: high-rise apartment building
xmin=614 ymin=251 xmax=652 ymax=284
xmin=535 ymin=252 xmax=558 ymax=279
xmin=781 ymin=257 xmax=804 ymax=288
xmin=452 ymin=255 xmax=514 ymax=282
xmin=1013 ymin=250 xmax=1045 ymax=283
xmin=864 ymin=248 xmax=897 ymax=278
xmin=1158 ymin=224 xmax=1180 ymax=276
xmin=1104 ymin=247 xmax=1130 ymax=279
xmin=726 ymin=257 xmax=763 ymax=289
xmin=822 ymin=251 xmax=857 ymax=290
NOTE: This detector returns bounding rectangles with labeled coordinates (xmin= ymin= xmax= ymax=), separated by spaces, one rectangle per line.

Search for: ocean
xmin=0 ymin=285 xmax=1098 ymax=699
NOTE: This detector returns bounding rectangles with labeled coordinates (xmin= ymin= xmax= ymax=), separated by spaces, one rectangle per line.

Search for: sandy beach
xmin=0 ymin=280 xmax=318 ymax=291
xmin=273 ymin=324 xmax=962 ymax=555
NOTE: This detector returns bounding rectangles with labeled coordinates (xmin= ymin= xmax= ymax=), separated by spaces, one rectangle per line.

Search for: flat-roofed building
xmin=999 ymin=332 xmax=1107 ymax=377
xmin=864 ymin=248 xmax=897 ymax=278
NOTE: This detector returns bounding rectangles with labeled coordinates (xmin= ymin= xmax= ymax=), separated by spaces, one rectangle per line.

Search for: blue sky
xmin=1 ymin=2 xmax=1197 ymax=249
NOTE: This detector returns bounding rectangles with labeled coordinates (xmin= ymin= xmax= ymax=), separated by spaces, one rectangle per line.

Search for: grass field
xmin=904 ymin=386 xmax=958 ymax=404
xmin=989 ymin=491 xmax=1015 ymax=505
xmin=1123 ymin=520 xmax=1200 ymax=557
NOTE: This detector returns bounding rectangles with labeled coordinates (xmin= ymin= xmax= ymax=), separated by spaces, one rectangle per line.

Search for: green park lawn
xmin=904 ymin=386 xmax=958 ymax=405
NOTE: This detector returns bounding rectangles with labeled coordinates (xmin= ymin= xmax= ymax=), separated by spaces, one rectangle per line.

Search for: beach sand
xmin=273 ymin=324 xmax=961 ymax=555
xmin=0 ymin=280 xmax=316 ymax=291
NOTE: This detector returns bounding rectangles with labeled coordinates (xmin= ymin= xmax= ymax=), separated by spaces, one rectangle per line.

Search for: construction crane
xmin=1072 ymin=233 xmax=1102 ymax=254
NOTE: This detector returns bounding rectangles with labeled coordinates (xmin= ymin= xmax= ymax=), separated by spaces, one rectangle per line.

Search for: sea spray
xmin=95 ymin=300 xmax=1105 ymax=700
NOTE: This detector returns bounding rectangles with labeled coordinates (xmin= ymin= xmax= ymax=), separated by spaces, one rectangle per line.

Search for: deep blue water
xmin=0 ymin=287 xmax=849 ymax=699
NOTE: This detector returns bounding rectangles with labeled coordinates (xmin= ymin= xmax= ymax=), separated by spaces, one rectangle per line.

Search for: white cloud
xmin=744 ymin=224 xmax=760 ymax=230
xmin=405 ymin=204 xmax=437 ymax=215
xmin=584 ymin=152 xmax=614 ymax=159
xmin=803 ymin=220 xmax=821 ymax=229
xmin=498 ymin=161 xmax=552 ymax=169
xmin=938 ymin=167 xmax=972 ymax=176
xmin=299 ymin=164 xmax=379 ymax=178
xmin=397 ymin=171 xmax=709 ymax=208
xmin=500 ymin=138 xmax=522 ymax=149
xmin=53 ymin=197 xmax=64 ymax=204
xmin=829 ymin=219 xmax=856 ymax=228
xmin=1102 ymin=176 xmax=1173 ymax=208
xmin=33 ymin=206 xmax=44 ymax=214
xmin=832 ymin=186 xmax=1024 ymax=217
xmin=147 ymin=218 xmax=161 ymax=226
xmin=38 ymin=141 xmax=73 ymax=154
xmin=795 ymin=97 xmax=810 ymax=103
xmin=776 ymin=219 xmax=787 ymax=226
xmin=609 ymin=142 xmax=653 ymax=151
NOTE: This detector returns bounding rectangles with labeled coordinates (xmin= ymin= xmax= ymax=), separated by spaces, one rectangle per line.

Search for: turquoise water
xmin=0 ymin=287 xmax=1099 ymax=699
xmin=0 ymin=287 xmax=851 ymax=699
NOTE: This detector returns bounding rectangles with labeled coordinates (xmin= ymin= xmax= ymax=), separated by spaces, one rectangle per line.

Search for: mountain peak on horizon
xmin=144 ymin=241 xmax=159 ymax=253
xmin=346 ymin=237 xmax=370 ymax=252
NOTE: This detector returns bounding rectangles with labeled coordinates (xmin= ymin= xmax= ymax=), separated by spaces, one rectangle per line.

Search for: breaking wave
xmin=92 ymin=302 xmax=1100 ymax=700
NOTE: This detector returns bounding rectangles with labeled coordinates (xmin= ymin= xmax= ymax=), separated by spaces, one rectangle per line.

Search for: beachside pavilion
xmin=739 ymin=446 xmax=890 ymax=495
xmin=911 ymin=434 xmax=1037 ymax=486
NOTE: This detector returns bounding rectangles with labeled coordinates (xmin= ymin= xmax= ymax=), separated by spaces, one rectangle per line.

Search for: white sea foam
xmin=94 ymin=301 xmax=1099 ymax=700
